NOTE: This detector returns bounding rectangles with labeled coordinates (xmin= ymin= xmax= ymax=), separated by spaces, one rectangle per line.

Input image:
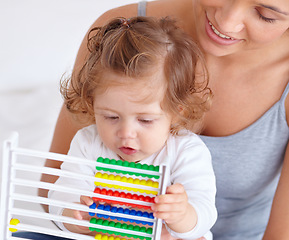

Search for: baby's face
xmin=93 ymin=72 xmax=172 ymax=163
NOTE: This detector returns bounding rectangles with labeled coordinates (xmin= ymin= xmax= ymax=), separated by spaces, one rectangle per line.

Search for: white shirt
xmin=49 ymin=124 xmax=217 ymax=239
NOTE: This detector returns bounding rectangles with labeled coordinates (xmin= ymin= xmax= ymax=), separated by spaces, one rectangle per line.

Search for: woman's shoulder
xmin=94 ymin=0 xmax=193 ymax=26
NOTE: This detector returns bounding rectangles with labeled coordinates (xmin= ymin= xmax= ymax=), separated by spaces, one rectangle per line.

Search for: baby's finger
xmin=80 ymin=195 xmax=94 ymax=206
xmin=155 ymin=193 xmax=186 ymax=204
xmin=166 ymin=183 xmax=185 ymax=194
xmin=152 ymin=202 xmax=186 ymax=214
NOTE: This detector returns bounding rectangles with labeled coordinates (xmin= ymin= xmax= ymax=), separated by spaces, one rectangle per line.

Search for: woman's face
xmin=195 ymin=0 xmax=289 ymax=56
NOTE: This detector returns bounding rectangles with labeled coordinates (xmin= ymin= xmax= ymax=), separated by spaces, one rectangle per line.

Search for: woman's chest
xmin=201 ymin=62 xmax=289 ymax=137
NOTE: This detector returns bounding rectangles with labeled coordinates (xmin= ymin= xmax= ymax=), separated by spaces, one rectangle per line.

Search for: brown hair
xmin=61 ymin=16 xmax=211 ymax=134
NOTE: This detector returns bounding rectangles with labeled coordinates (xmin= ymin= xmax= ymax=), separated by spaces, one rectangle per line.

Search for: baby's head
xmin=62 ymin=16 xmax=211 ymax=136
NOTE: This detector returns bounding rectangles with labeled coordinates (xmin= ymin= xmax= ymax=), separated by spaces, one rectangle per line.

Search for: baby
xmin=49 ymin=16 xmax=217 ymax=240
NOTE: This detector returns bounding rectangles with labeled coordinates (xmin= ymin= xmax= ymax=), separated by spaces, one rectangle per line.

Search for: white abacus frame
xmin=0 ymin=132 xmax=170 ymax=240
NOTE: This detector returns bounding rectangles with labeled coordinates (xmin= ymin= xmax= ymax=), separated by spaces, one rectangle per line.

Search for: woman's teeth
xmin=209 ymin=21 xmax=234 ymax=40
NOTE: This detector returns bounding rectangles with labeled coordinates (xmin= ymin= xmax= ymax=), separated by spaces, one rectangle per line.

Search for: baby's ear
xmin=177 ymin=105 xmax=186 ymax=116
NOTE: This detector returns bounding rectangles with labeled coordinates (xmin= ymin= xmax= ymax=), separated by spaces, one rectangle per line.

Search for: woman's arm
xmin=38 ymin=105 xmax=84 ymax=211
xmin=262 ymin=143 xmax=289 ymax=240
xmin=262 ymin=95 xmax=289 ymax=239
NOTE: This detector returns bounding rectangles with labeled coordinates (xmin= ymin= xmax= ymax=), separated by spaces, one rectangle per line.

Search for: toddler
xmin=49 ymin=16 xmax=217 ymax=240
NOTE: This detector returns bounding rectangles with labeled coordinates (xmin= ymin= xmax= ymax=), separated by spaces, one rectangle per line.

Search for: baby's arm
xmin=157 ymin=134 xmax=217 ymax=239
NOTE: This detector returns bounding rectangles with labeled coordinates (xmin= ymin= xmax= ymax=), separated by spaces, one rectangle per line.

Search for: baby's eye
xmin=138 ymin=119 xmax=154 ymax=124
xmin=105 ymin=116 xmax=119 ymax=121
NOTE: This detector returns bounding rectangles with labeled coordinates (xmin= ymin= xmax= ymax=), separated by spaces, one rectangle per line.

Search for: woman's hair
xmin=61 ymin=16 xmax=211 ymax=134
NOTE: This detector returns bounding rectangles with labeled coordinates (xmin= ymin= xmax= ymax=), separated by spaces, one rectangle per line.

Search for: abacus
xmin=0 ymin=133 xmax=169 ymax=240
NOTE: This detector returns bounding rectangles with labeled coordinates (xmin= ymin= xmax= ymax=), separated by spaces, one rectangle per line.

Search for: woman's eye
xmin=256 ymin=9 xmax=276 ymax=23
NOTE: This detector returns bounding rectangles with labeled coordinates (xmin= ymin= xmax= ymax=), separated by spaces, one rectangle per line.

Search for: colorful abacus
xmin=88 ymin=157 xmax=169 ymax=240
xmin=0 ymin=133 xmax=169 ymax=240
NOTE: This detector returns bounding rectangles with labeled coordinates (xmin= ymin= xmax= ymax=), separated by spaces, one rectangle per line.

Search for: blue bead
xmin=104 ymin=205 xmax=111 ymax=211
xmin=130 ymin=210 xmax=136 ymax=216
xmin=117 ymin=208 xmax=124 ymax=214
xmin=97 ymin=204 xmax=104 ymax=210
xmin=124 ymin=209 xmax=130 ymax=215
xmin=143 ymin=212 xmax=149 ymax=218
xmin=111 ymin=207 xmax=117 ymax=213
xmin=89 ymin=203 xmax=97 ymax=209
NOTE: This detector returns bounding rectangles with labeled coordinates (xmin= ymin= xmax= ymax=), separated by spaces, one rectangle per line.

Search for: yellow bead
xmin=108 ymin=237 xmax=115 ymax=240
xmin=146 ymin=180 xmax=153 ymax=186
xmin=95 ymin=172 xmax=102 ymax=177
xmin=95 ymin=234 xmax=102 ymax=239
xmin=139 ymin=189 xmax=145 ymax=193
xmin=140 ymin=179 xmax=147 ymax=185
xmin=108 ymin=175 xmax=115 ymax=181
xmin=127 ymin=178 xmax=134 ymax=184
xmin=9 ymin=218 xmax=20 ymax=232
xmin=121 ymin=176 xmax=127 ymax=182
xmin=152 ymin=182 xmax=159 ymax=188
xmin=100 ymin=182 xmax=107 ymax=187
xmin=94 ymin=181 xmax=101 ymax=186
xmin=114 ymin=175 xmax=121 ymax=181
xmin=102 ymin=235 xmax=108 ymax=240
xmin=102 ymin=173 xmax=109 ymax=179
xmin=133 ymin=179 xmax=140 ymax=185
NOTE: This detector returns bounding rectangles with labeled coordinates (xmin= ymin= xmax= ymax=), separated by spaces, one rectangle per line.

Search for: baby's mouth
xmin=119 ymin=147 xmax=137 ymax=155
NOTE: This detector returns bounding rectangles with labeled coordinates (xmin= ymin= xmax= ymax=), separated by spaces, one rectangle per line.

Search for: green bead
xmin=110 ymin=159 xmax=116 ymax=164
xmin=136 ymin=163 xmax=142 ymax=169
xmin=123 ymin=161 xmax=129 ymax=167
xmin=142 ymin=164 xmax=149 ymax=170
xmin=90 ymin=218 xmax=96 ymax=224
xmin=133 ymin=225 xmax=140 ymax=232
xmin=146 ymin=228 xmax=153 ymax=234
xmin=129 ymin=162 xmax=136 ymax=168
xmin=148 ymin=165 xmax=154 ymax=171
xmin=96 ymin=219 xmax=103 ymax=225
xmin=115 ymin=222 xmax=122 ymax=228
xmin=121 ymin=223 xmax=128 ymax=229
xmin=97 ymin=157 xmax=104 ymax=162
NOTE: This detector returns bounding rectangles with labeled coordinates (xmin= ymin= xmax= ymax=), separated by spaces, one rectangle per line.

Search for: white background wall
xmin=0 ymin=0 xmax=150 ymax=90
xmin=0 ymin=0 xmax=155 ymax=194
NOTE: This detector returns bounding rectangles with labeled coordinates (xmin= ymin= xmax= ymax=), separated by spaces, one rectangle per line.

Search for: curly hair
xmin=60 ymin=16 xmax=212 ymax=134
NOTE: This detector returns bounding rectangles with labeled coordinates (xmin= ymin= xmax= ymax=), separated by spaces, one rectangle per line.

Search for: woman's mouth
xmin=119 ymin=147 xmax=137 ymax=155
xmin=205 ymin=16 xmax=241 ymax=45
xmin=208 ymin=21 xmax=234 ymax=40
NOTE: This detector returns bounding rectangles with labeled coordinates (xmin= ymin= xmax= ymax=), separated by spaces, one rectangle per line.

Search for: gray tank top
xmin=138 ymin=1 xmax=289 ymax=239
xmin=200 ymin=81 xmax=289 ymax=240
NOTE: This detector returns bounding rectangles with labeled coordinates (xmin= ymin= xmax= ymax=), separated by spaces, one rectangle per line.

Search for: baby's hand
xmin=152 ymin=183 xmax=197 ymax=233
xmin=152 ymin=183 xmax=189 ymax=224
xmin=62 ymin=195 xmax=94 ymax=234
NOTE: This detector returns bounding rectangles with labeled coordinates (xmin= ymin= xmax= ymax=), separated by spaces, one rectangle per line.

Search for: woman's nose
xmin=215 ymin=2 xmax=245 ymax=33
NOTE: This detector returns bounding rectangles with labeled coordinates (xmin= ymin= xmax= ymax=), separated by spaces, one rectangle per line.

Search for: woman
xmin=39 ymin=0 xmax=289 ymax=239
